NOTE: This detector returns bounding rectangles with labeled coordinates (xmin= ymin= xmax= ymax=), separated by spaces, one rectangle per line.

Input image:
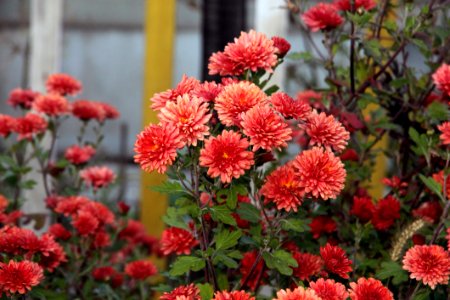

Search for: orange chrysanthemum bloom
xmin=134 ymin=123 xmax=185 ymax=173
xmin=438 ymin=121 xmax=450 ymax=145
xmin=261 ymin=164 xmax=304 ymax=212
xmin=125 ymin=260 xmax=157 ymax=280
xmin=213 ymin=290 xmax=255 ymax=300
xmin=241 ymin=104 xmax=292 ymax=151
xmin=151 ymin=75 xmax=200 ymax=111
xmin=402 ymin=245 xmax=450 ymax=289
xmin=208 ymin=30 xmax=278 ymax=76
xmin=215 ymin=81 xmax=267 ymax=127
xmin=159 ymin=95 xmax=211 ymax=146
xmin=304 ymin=110 xmax=350 ymax=152
xmin=32 ymin=94 xmax=70 ymax=116
xmin=13 ymin=113 xmax=48 ymax=140
xmin=293 ymin=147 xmax=346 ymax=200
xmin=46 ymin=73 xmax=82 ymax=96
xmin=309 ymin=278 xmax=348 ymax=300
xmin=292 ymin=251 xmax=323 ymax=280
xmin=269 ymin=92 xmax=311 ymax=120
xmin=199 ymin=130 xmax=254 ymax=183
xmin=160 ymin=284 xmax=201 ymax=300
xmin=273 ymin=286 xmax=321 ymax=300
xmin=349 ymin=278 xmax=393 ymax=300
xmin=432 ymin=63 xmax=450 ymax=97
xmin=80 ymin=166 xmax=116 ymax=190
xmin=320 ymin=243 xmax=353 ymax=279
xmin=302 ymin=3 xmax=344 ymax=32
xmin=0 ymin=260 xmax=44 ymax=295
xmin=160 ymin=227 xmax=199 ymax=256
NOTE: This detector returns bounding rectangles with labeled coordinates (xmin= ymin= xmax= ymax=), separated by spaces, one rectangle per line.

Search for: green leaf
xmin=376 ymin=261 xmax=408 ymax=285
xmin=427 ymin=102 xmax=450 ymax=123
xmin=213 ymin=252 xmax=239 ymax=268
xmin=215 ymin=229 xmax=242 ymax=251
xmin=419 ymin=174 xmax=443 ymax=200
xmin=169 ymin=256 xmax=205 ymax=276
xmin=152 ymin=181 xmax=185 ymax=194
xmin=197 ymin=283 xmax=214 ymax=300
xmin=409 ymin=128 xmax=429 ymax=157
xmin=236 ymin=203 xmax=260 ymax=223
xmin=287 ymin=51 xmax=314 ymax=61
xmin=264 ymin=85 xmax=280 ymax=95
xmin=209 ymin=206 xmax=237 ymax=226
xmin=217 ymin=185 xmax=247 ymax=209
xmin=363 ymin=40 xmax=383 ymax=63
xmin=262 ymin=250 xmax=298 ymax=276
xmin=162 ymin=207 xmax=189 ymax=230
xmin=280 ymin=218 xmax=310 ymax=233
xmin=413 ymin=289 xmax=431 ymax=300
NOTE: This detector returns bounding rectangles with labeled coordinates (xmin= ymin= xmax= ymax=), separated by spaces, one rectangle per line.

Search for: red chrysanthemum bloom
xmin=32 ymin=94 xmax=70 ymax=116
xmin=208 ymin=30 xmax=278 ymax=76
xmin=271 ymin=36 xmax=291 ymax=58
xmin=0 ymin=114 xmax=16 ymax=138
xmin=412 ymin=201 xmax=442 ymax=224
xmin=333 ymin=0 xmax=377 ymax=11
xmin=432 ymin=170 xmax=450 ymax=197
xmin=269 ymin=92 xmax=311 ymax=120
xmin=213 ymin=290 xmax=255 ymax=300
xmin=0 ymin=226 xmax=40 ymax=255
xmin=432 ymin=63 xmax=450 ymax=97
xmin=381 ymin=176 xmax=408 ymax=190
xmin=71 ymin=100 xmax=106 ymax=122
xmin=54 ymin=195 xmax=90 ymax=216
xmin=72 ymin=210 xmax=99 ymax=236
xmin=134 ymin=123 xmax=184 ymax=173
xmin=261 ymin=164 xmax=304 ymax=212
xmin=125 ymin=260 xmax=157 ymax=280
xmin=310 ymin=216 xmax=337 ymax=239
xmin=292 ymin=251 xmax=323 ymax=280
xmin=402 ymin=244 xmax=450 ymax=289
xmin=348 ymin=278 xmax=393 ymax=300
xmin=64 ymin=144 xmax=96 ymax=165
xmin=192 ymin=81 xmax=223 ymax=102
xmin=241 ymin=104 xmax=292 ymax=151
xmin=350 ymin=196 xmax=375 ymax=223
xmin=438 ymin=121 xmax=450 ymax=145
xmin=46 ymin=73 xmax=82 ymax=96
xmin=48 ymin=223 xmax=71 ymax=240
xmin=80 ymin=166 xmax=116 ymax=190
xmin=293 ymin=147 xmax=346 ymax=200
xmin=0 ymin=260 xmax=44 ymax=295
xmin=13 ymin=113 xmax=48 ymax=140
xmin=151 ymin=75 xmax=200 ymax=111
xmin=200 ymin=130 xmax=254 ymax=183
xmin=160 ymin=284 xmax=201 ymax=300
xmin=7 ymin=88 xmax=39 ymax=109
xmin=119 ymin=219 xmax=147 ymax=241
xmin=98 ymin=102 xmax=120 ymax=119
xmin=160 ymin=227 xmax=199 ymax=255
xmin=320 ymin=243 xmax=353 ymax=279
xmin=304 ymin=110 xmax=350 ymax=152
xmin=0 ymin=210 xmax=22 ymax=225
xmin=412 ymin=234 xmax=426 ymax=246
xmin=274 ymin=287 xmax=321 ymax=300
xmin=215 ymin=81 xmax=267 ymax=127
xmin=0 ymin=194 xmax=8 ymax=212
xmin=371 ymin=195 xmax=401 ymax=231
xmin=92 ymin=230 xmax=111 ymax=249
xmin=240 ymin=251 xmax=267 ymax=291
xmin=38 ymin=233 xmax=67 ymax=271
xmin=446 ymin=228 xmax=450 ymax=250
xmin=309 ymin=278 xmax=348 ymax=300
xmin=80 ymin=201 xmax=115 ymax=226
xmin=159 ymin=95 xmax=211 ymax=146
xmin=302 ymin=3 xmax=344 ymax=32
xmin=92 ymin=266 xmax=116 ymax=282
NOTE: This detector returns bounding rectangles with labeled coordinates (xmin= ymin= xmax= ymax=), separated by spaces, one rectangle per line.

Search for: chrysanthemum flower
xmin=98 ymin=102 xmax=120 ymax=119
xmin=71 ymin=100 xmax=106 ymax=122
xmin=80 ymin=166 xmax=116 ymax=190
xmin=261 ymin=164 xmax=304 ymax=212
xmin=0 ymin=260 xmax=44 ymax=295
xmin=0 ymin=226 xmax=40 ymax=256
xmin=446 ymin=228 xmax=450 ymax=250
xmin=208 ymin=30 xmax=278 ymax=76
xmin=134 ymin=123 xmax=184 ymax=173
xmin=333 ymin=0 xmax=376 ymax=11
xmin=160 ymin=284 xmax=201 ymax=300
xmin=64 ymin=145 xmax=96 ymax=165
xmin=48 ymin=223 xmax=71 ymax=241
xmin=213 ymin=290 xmax=255 ymax=300
xmin=38 ymin=233 xmax=67 ymax=271
xmin=192 ymin=81 xmax=223 ymax=102
xmin=412 ymin=201 xmax=442 ymax=224
xmin=310 ymin=216 xmax=337 ymax=239
xmin=54 ymin=195 xmax=90 ymax=216
xmin=92 ymin=230 xmax=111 ymax=249
xmin=80 ymin=201 xmax=115 ymax=225
xmin=304 ymin=110 xmax=350 ymax=152
xmin=371 ymin=195 xmax=400 ymax=231
xmin=7 ymin=88 xmax=39 ymax=109
xmin=215 ymin=81 xmax=267 ymax=127
xmin=32 ymin=94 xmax=70 ymax=116
xmin=269 ymin=92 xmax=311 ymax=120
xmin=125 ymin=260 xmax=157 ymax=280
xmin=199 ymin=130 xmax=254 ymax=183
xmin=271 ymin=36 xmax=291 ymax=58
xmin=0 ymin=114 xmax=16 ymax=138
xmin=151 ymin=75 xmax=200 ymax=110
xmin=46 ymin=73 xmax=82 ymax=96
xmin=160 ymin=227 xmax=199 ymax=255
xmin=13 ymin=113 xmax=48 ymax=140
xmin=292 ymin=251 xmax=323 ymax=280
xmin=72 ymin=210 xmax=99 ymax=236
xmin=293 ymin=147 xmax=346 ymax=200
xmin=241 ymin=104 xmax=292 ymax=151
xmin=159 ymin=95 xmax=211 ymax=146
xmin=92 ymin=266 xmax=117 ymax=282
xmin=432 ymin=170 xmax=450 ymax=197
xmin=302 ymin=3 xmax=344 ymax=32
xmin=274 ymin=286 xmax=321 ymax=300
xmin=240 ymin=251 xmax=267 ymax=291
xmin=320 ymin=243 xmax=353 ymax=279
xmin=432 ymin=63 xmax=450 ymax=97
xmin=348 ymin=278 xmax=393 ymax=300
xmin=0 ymin=210 xmax=22 ymax=225
xmin=350 ymin=196 xmax=375 ymax=223
xmin=438 ymin=121 xmax=450 ymax=145
xmin=0 ymin=194 xmax=8 ymax=212
xmin=309 ymin=278 xmax=348 ymax=300
xmin=402 ymin=244 xmax=450 ymax=289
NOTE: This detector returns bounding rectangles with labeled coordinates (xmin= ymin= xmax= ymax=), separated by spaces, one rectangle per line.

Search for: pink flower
xmin=13 ymin=113 xmax=48 ymax=140
xmin=160 ymin=227 xmax=199 ymax=255
xmin=302 ymin=3 xmax=344 ymax=32
xmin=269 ymin=92 xmax=311 ymax=120
xmin=46 ymin=73 xmax=82 ymax=96
xmin=71 ymin=100 xmax=106 ymax=122
xmin=309 ymin=278 xmax=348 ymax=300
xmin=7 ymin=88 xmax=39 ymax=109
xmin=271 ymin=36 xmax=291 ymax=57
xmin=80 ymin=166 xmax=116 ymax=190
xmin=438 ymin=121 xmax=450 ymax=145
xmin=349 ymin=278 xmax=393 ymax=300
xmin=274 ymin=287 xmax=321 ymax=300
xmin=32 ymin=94 xmax=70 ymax=116
xmin=64 ymin=145 xmax=96 ymax=165
xmin=151 ymin=75 xmax=200 ymax=111
xmin=432 ymin=63 xmax=450 ymax=97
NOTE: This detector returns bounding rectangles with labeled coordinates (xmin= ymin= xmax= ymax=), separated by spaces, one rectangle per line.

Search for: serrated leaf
xmin=213 ymin=252 xmax=239 ymax=268
xmin=280 ymin=218 xmax=309 ymax=233
xmin=162 ymin=207 xmax=189 ymax=230
xmin=376 ymin=261 xmax=408 ymax=285
xmin=197 ymin=283 xmax=214 ymax=300
xmin=237 ymin=203 xmax=260 ymax=223
xmin=427 ymin=101 xmax=450 ymax=123
xmin=215 ymin=229 xmax=242 ymax=251
xmin=152 ymin=181 xmax=185 ymax=194
xmin=262 ymin=250 xmax=298 ymax=276
xmin=210 ymin=206 xmax=236 ymax=226
xmin=170 ymin=256 xmax=205 ymax=276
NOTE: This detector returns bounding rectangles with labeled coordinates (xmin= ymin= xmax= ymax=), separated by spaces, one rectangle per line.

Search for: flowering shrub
xmin=0 ymin=74 xmax=160 ymax=299
xmin=134 ymin=1 xmax=450 ymax=299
